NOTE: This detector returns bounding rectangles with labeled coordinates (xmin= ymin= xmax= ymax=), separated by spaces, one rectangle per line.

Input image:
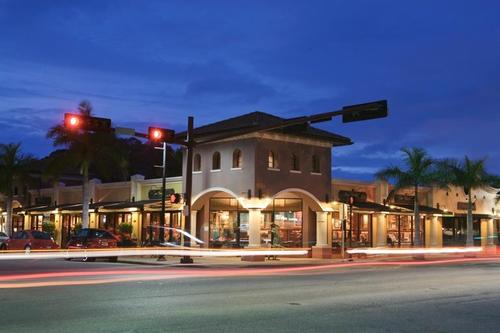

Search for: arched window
xmin=268 ymin=151 xmax=277 ymax=169
xmin=291 ymin=153 xmax=300 ymax=171
xmin=232 ymin=149 xmax=242 ymax=168
xmin=312 ymin=155 xmax=320 ymax=173
xmin=212 ymin=151 xmax=221 ymax=170
xmin=193 ymin=153 xmax=201 ymax=172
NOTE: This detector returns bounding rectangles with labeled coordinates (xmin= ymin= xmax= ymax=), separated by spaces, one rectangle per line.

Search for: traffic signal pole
xmin=160 ymin=142 xmax=167 ymax=244
xmin=181 ymin=116 xmax=194 ymax=264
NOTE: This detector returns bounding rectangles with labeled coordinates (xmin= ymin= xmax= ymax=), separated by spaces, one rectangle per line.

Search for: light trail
xmin=2 ymin=256 xmax=500 ymax=289
xmin=0 ymin=247 xmax=309 ymax=260
xmin=347 ymin=247 xmax=483 ymax=255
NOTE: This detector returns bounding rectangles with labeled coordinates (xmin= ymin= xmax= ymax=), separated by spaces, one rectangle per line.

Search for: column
xmin=247 ymin=208 xmax=262 ymax=248
xmin=89 ymin=212 xmax=98 ymax=229
xmin=130 ymin=174 xmax=145 ymax=201
xmin=312 ymin=211 xmax=331 ymax=259
xmin=480 ymin=219 xmax=488 ymax=248
xmin=429 ymin=216 xmax=442 ymax=247
xmin=131 ymin=212 xmax=140 ymax=242
xmin=424 ymin=217 xmax=430 ymax=247
xmin=190 ymin=210 xmax=198 ymax=247
xmin=54 ymin=213 xmax=62 ymax=246
xmin=374 ymin=213 xmax=387 ymax=247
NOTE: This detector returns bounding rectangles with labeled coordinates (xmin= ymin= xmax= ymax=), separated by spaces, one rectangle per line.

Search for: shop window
xmin=312 ymin=155 xmax=320 ymax=173
xmin=232 ymin=149 xmax=242 ymax=168
xmin=261 ymin=198 xmax=303 ymax=248
xmin=212 ymin=151 xmax=221 ymax=170
xmin=291 ymin=154 xmax=300 ymax=171
xmin=193 ymin=153 xmax=201 ymax=172
xmin=209 ymin=197 xmax=248 ymax=248
xmin=268 ymin=151 xmax=278 ymax=169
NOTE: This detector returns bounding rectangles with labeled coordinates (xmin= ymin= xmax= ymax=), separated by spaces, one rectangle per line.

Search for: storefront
xmin=386 ymin=215 xmax=414 ymax=246
xmin=60 ymin=213 xmax=81 ymax=246
xmin=141 ymin=210 xmax=183 ymax=244
xmin=261 ymin=198 xmax=303 ymax=248
xmin=209 ymin=197 xmax=249 ymax=248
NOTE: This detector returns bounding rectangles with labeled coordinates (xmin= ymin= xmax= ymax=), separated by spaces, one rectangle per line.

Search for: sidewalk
xmin=116 ymin=251 xmax=500 ymax=268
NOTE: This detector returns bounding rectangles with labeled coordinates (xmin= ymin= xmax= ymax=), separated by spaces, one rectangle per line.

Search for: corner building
xmin=5 ymin=111 xmax=499 ymax=257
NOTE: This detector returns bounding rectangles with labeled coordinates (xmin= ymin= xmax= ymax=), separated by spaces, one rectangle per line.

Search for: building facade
xmin=2 ymin=111 xmax=499 ymax=257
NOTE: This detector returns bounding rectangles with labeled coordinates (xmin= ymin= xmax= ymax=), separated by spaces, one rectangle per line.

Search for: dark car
xmin=66 ymin=228 xmax=118 ymax=262
xmin=0 ymin=231 xmax=9 ymax=250
xmin=7 ymin=230 xmax=59 ymax=251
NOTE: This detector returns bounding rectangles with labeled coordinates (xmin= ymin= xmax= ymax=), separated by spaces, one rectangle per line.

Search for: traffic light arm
xmin=197 ymin=100 xmax=388 ymax=145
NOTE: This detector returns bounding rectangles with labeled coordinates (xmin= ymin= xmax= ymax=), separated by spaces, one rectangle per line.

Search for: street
xmin=1 ymin=258 xmax=500 ymax=332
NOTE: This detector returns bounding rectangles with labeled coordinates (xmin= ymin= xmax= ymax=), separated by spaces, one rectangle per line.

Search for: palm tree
xmin=441 ymin=157 xmax=498 ymax=247
xmin=375 ymin=147 xmax=439 ymax=246
xmin=47 ymin=101 xmax=128 ymax=229
xmin=0 ymin=143 xmax=34 ymax=235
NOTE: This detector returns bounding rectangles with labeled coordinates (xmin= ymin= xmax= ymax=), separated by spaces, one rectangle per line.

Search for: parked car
xmin=66 ymin=228 xmax=118 ymax=262
xmin=6 ymin=230 xmax=59 ymax=251
xmin=0 ymin=231 xmax=9 ymax=250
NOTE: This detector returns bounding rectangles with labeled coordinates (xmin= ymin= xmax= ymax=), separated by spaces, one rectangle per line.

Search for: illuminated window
xmin=193 ymin=153 xmax=201 ymax=172
xmin=212 ymin=151 xmax=221 ymax=170
xmin=232 ymin=149 xmax=242 ymax=168
xmin=268 ymin=151 xmax=277 ymax=169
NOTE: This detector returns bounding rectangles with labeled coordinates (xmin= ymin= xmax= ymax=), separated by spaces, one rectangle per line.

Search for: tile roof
xmin=177 ymin=111 xmax=352 ymax=146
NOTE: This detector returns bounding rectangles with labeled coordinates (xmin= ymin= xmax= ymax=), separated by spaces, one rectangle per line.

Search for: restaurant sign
xmin=457 ymin=202 xmax=476 ymax=211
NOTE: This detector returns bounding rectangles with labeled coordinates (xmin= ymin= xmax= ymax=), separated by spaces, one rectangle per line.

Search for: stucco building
xmin=2 ymin=111 xmax=499 ymax=257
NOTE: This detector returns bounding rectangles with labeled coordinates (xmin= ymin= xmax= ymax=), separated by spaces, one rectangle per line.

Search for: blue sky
xmin=1 ymin=0 xmax=499 ymax=180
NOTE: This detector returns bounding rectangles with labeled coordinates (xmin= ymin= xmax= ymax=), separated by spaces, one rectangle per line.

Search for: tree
xmin=375 ymin=147 xmax=440 ymax=246
xmin=440 ymin=157 xmax=498 ymax=247
xmin=0 ymin=143 xmax=34 ymax=235
xmin=47 ymin=101 xmax=128 ymax=228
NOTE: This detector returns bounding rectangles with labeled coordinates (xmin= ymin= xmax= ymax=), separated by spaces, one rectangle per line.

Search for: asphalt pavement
xmin=1 ymin=258 xmax=500 ymax=332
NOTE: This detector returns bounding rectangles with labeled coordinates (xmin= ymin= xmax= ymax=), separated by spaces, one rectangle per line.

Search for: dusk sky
xmin=1 ymin=0 xmax=499 ymax=180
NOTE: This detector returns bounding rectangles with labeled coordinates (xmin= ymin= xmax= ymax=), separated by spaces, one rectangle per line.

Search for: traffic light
xmin=64 ymin=113 xmax=82 ymax=129
xmin=148 ymin=127 xmax=175 ymax=142
xmin=64 ymin=113 xmax=112 ymax=132
xmin=169 ymin=193 xmax=182 ymax=204
xmin=342 ymin=100 xmax=388 ymax=123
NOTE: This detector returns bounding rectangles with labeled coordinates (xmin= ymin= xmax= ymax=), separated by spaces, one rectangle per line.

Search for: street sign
xmin=342 ymin=100 xmax=388 ymax=123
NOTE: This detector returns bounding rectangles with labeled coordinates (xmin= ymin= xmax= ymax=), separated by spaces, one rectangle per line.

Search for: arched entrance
xmin=191 ymin=188 xmax=247 ymax=248
xmin=267 ymin=188 xmax=328 ymax=248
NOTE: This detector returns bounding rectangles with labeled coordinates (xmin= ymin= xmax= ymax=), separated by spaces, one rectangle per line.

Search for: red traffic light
xmin=65 ymin=113 xmax=82 ymax=129
xmin=169 ymin=193 xmax=181 ymax=204
xmin=64 ymin=113 xmax=112 ymax=132
xmin=148 ymin=127 xmax=175 ymax=142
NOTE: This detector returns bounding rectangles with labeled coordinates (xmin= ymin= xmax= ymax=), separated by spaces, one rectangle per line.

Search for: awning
xmin=392 ymin=204 xmax=451 ymax=215
xmin=346 ymin=201 xmax=410 ymax=213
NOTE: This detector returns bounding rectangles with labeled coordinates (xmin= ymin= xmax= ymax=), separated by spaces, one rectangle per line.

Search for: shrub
xmin=42 ymin=221 xmax=55 ymax=236
xmin=117 ymin=222 xmax=133 ymax=236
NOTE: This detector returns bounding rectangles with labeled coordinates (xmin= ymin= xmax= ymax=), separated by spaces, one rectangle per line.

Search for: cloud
xmin=332 ymin=166 xmax=380 ymax=175
xmin=333 ymin=142 xmax=371 ymax=157
xmin=361 ymin=151 xmax=402 ymax=160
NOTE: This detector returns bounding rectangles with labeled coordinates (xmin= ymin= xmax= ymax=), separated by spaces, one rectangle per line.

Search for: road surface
xmin=1 ymin=258 xmax=499 ymax=332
